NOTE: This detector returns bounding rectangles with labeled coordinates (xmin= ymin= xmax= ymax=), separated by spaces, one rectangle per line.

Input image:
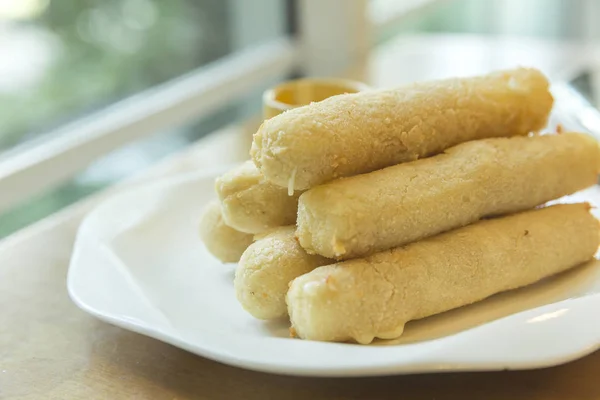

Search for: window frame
xmin=0 ymin=38 xmax=297 ymax=213
xmin=0 ymin=0 xmax=442 ymax=215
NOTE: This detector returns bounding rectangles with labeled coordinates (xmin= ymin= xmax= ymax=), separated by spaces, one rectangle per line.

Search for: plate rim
xmin=67 ymin=165 xmax=600 ymax=377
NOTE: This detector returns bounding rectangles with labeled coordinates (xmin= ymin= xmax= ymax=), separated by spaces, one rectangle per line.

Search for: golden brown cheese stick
xmin=288 ymin=203 xmax=600 ymax=344
xmin=235 ymin=227 xmax=330 ymax=319
xmin=297 ymin=133 xmax=600 ymax=260
xmin=252 ymin=67 xmax=553 ymax=191
xmin=199 ymin=201 xmax=254 ymax=263
xmin=216 ymin=161 xmax=301 ymax=234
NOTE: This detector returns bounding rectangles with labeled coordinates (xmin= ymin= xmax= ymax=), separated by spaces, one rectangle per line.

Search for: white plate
xmin=68 ymin=165 xmax=600 ymax=377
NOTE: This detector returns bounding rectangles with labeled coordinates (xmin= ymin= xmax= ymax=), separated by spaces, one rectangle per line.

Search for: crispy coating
xmin=251 ymin=68 xmax=553 ymax=190
xmin=199 ymin=201 xmax=254 ymax=263
xmin=297 ymin=133 xmax=600 ymax=259
xmin=216 ymin=161 xmax=300 ymax=234
xmin=235 ymin=226 xmax=330 ymax=319
xmin=288 ymin=204 xmax=600 ymax=344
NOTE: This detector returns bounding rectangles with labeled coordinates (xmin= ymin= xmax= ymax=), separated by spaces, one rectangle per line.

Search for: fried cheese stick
xmin=252 ymin=68 xmax=553 ymax=191
xmin=216 ymin=161 xmax=300 ymax=234
xmin=235 ymin=226 xmax=330 ymax=319
xmin=199 ymin=201 xmax=254 ymax=263
xmin=288 ymin=203 xmax=600 ymax=344
xmin=297 ymin=133 xmax=600 ymax=259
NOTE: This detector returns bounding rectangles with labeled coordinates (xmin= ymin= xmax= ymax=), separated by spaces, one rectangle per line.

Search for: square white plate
xmin=68 ymin=165 xmax=600 ymax=377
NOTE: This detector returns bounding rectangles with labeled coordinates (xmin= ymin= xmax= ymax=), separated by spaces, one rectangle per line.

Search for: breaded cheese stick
xmin=216 ymin=161 xmax=301 ymax=234
xmin=288 ymin=203 xmax=600 ymax=344
xmin=252 ymin=68 xmax=553 ymax=191
xmin=235 ymin=226 xmax=330 ymax=319
xmin=297 ymin=133 xmax=600 ymax=259
xmin=199 ymin=201 xmax=254 ymax=263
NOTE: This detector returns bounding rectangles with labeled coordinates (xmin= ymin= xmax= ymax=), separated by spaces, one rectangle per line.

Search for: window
xmin=0 ymin=0 xmax=293 ymax=237
xmin=2 ymin=0 xmax=598 ymax=238
xmin=0 ymin=0 xmax=288 ymax=155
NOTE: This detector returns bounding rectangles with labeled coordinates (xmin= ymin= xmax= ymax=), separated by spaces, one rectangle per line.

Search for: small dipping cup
xmin=262 ymin=78 xmax=370 ymax=119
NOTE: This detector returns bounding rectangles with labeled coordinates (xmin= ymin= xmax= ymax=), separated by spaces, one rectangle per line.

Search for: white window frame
xmin=0 ymin=0 xmax=441 ymax=214
xmin=0 ymin=38 xmax=297 ymax=213
xmin=370 ymin=0 xmax=447 ymax=37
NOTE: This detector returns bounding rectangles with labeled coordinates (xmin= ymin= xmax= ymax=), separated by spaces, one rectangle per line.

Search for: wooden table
xmin=2 ymin=34 xmax=600 ymax=399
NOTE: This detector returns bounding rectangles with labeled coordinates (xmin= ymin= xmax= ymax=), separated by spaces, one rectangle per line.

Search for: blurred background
xmin=1 ymin=0 xmax=600 ymax=238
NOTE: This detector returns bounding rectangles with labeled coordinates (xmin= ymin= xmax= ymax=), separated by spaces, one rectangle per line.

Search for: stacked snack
xmin=202 ymin=67 xmax=600 ymax=344
xmin=199 ymin=201 xmax=254 ymax=263
xmin=199 ymin=158 xmax=302 ymax=262
xmin=200 ymin=79 xmax=365 ymax=262
xmin=235 ymin=227 xmax=330 ymax=319
xmin=296 ymin=133 xmax=599 ymax=259
xmin=251 ymin=68 xmax=552 ymax=191
xmin=288 ymin=204 xmax=599 ymax=344
xmin=215 ymin=161 xmax=301 ymax=233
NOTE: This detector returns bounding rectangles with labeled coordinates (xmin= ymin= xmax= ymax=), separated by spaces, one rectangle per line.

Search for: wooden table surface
xmin=2 ymin=35 xmax=600 ymax=399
